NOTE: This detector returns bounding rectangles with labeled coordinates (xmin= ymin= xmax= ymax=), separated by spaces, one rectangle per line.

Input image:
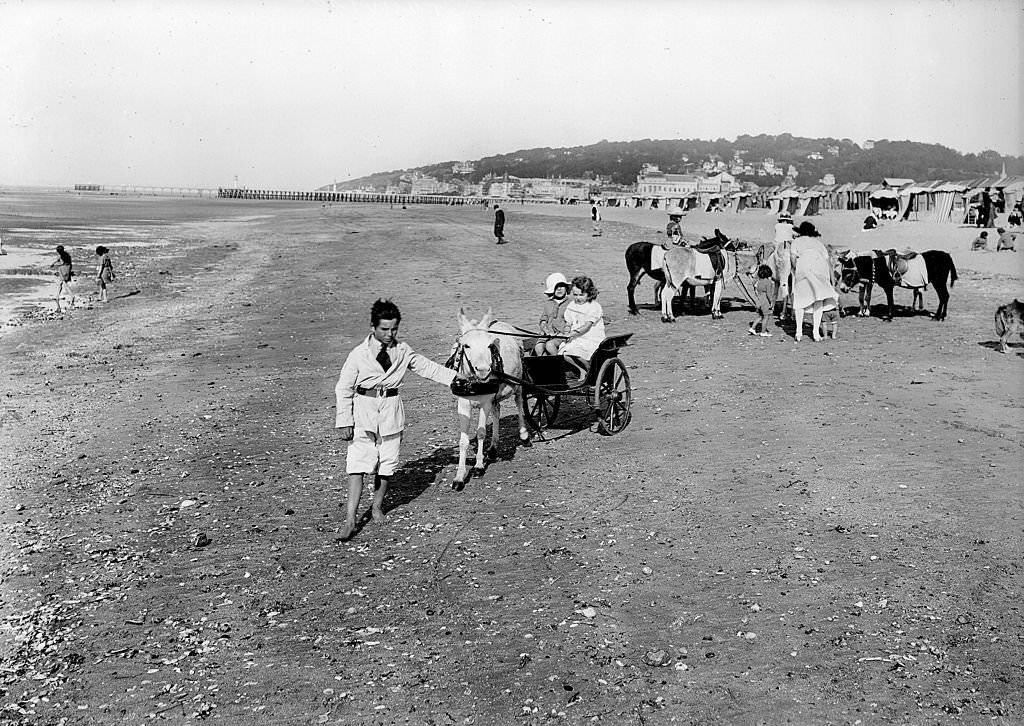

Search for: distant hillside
xmin=324 ymin=134 xmax=1023 ymax=191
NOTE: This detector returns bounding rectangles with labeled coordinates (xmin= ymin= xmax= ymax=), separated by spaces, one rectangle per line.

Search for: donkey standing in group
xmin=836 ymin=250 xmax=958 ymax=321
xmin=449 ymin=310 xmax=530 ymax=490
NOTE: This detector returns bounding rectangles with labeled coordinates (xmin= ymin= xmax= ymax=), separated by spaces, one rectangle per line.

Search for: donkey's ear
xmin=458 ymin=308 xmax=472 ymax=333
xmin=479 ymin=308 xmax=493 ymax=329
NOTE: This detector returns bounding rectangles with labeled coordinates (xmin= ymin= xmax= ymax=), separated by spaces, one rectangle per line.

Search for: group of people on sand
xmin=760 ymin=211 xmax=840 ymax=342
xmin=971 ymin=227 xmax=1016 ymax=252
xmin=48 ymin=244 xmax=116 ymax=311
xmin=334 ymin=279 xmax=608 ymax=540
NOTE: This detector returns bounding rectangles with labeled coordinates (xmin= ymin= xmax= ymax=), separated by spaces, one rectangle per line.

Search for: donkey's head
xmin=458 ymin=308 xmax=500 ymax=381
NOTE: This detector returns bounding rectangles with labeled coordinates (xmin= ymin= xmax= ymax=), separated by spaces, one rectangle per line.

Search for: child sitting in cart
xmin=534 ymin=272 xmax=571 ymax=355
xmin=558 ymin=275 xmax=606 ymax=375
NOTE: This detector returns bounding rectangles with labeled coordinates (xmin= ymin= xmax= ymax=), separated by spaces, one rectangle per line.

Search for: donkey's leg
xmin=661 ymin=283 xmax=677 ymax=323
xmin=453 ymin=398 xmax=473 ymax=487
xmin=711 ymin=279 xmax=724 ymax=319
xmin=931 ymin=278 xmax=949 ymax=321
xmin=883 ymin=285 xmax=896 ymax=321
xmin=471 ymin=403 xmax=488 ymax=476
xmin=515 ymin=388 xmax=530 ymax=443
xmin=627 ymin=270 xmax=642 ymax=315
xmin=485 ymin=400 xmax=501 ymax=463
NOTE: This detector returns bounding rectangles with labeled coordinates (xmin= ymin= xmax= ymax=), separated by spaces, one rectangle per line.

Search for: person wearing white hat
xmin=774 ymin=212 xmax=795 ymax=246
xmin=664 ymin=206 xmax=685 ymax=248
xmin=534 ymin=273 xmax=571 ymax=355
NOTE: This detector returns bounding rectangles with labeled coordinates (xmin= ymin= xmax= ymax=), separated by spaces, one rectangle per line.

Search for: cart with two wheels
xmin=520 ymin=333 xmax=633 ymax=436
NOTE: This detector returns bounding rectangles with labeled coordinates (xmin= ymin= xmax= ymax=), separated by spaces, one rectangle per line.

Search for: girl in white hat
xmin=534 ymin=272 xmax=571 ymax=355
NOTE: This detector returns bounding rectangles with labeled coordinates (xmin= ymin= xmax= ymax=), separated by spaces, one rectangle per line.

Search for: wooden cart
xmin=520 ymin=333 xmax=633 ymax=436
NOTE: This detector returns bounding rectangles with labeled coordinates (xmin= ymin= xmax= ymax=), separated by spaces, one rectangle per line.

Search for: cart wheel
xmin=525 ymin=391 xmax=560 ymax=432
xmin=594 ymin=357 xmax=631 ymax=435
xmin=522 ymin=368 xmax=559 ymax=431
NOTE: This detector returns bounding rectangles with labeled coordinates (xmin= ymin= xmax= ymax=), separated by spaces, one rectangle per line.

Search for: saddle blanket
xmin=689 ymin=251 xmax=717 ymax=281
xmin=897 ymin=255 xmax=928 ymax=289
xmin=651 ymin=245 xmax=666 ymax=271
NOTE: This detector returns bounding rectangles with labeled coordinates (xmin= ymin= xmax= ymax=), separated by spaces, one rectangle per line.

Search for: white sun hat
xmin=667 ymin=205 xmax=684 ymax=216
xmin=543 ymin=272 xmax=569 ymax=294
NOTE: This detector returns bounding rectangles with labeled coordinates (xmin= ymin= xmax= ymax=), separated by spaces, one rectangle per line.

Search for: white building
xmin=636 ymin=165 xmax=697 ymax=196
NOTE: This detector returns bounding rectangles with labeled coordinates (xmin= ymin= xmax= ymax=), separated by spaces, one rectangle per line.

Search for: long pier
xmin=217 ymin=188 xmax=483 ymax=205
xmin=74 ymin=184 xmax=218 ymax=198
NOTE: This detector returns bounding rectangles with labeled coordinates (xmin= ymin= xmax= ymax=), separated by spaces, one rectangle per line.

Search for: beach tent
xmin=730 ymin=192 xmax=750 ymax=212
xmin=767 ymin=188 xmax=801 ymax=215
xmin=929 ymin=182 xmax=968 ymax=223
xmin=869 ymin=188 xmax=900 ymax=218
xmin=796 ymin=191 xmax=822 ymax=216
xmin=1001 ymin=177 xmax=1024 ymax=212
xmin=703 ymin=194 xmax=723 ymax=212
xmin=850 ymin=182 xmax=873 ymax=210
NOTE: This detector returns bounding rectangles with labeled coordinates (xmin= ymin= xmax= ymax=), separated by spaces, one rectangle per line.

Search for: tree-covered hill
xmin=327 ymin=134 xmax=1022 ymax=190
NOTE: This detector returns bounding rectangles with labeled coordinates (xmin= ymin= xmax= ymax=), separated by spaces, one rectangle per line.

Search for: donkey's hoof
xmin=451 ymin=479 xmax=466 ymax=492
xmin=470 ymin=467 xmax=486 ymax=478
xmin=519 ymin=435 xmax=532 ymax=448
xmin=628 ymin=308 xmax=639 ymax=316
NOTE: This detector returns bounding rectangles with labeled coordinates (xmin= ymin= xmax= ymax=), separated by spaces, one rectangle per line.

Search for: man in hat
xmin=591 ymin=200 xmax=602 ymax=237
xmin=493 ymin=204 xmax=506 ymax=244
xmin=664 ymin=206 xmax=684 ymax=249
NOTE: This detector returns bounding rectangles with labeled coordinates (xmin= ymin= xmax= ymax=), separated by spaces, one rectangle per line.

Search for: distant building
xmin=487 ymin=180 xmax=520 ymax=197
xmin=826 ymin=145 xmax=840 ymax=156
xmin=821 ymin=173 xmax=836 ymax=185
xmin=636 ymin=166 xmax=735 ymax=196
xmin=636 ymin=165 xmax=698 ymax=196
xmin=452 ymin=161 xmax=475 ymax=175
xmin=863 ymin=140 xmax=875 ymax=150
xmin=522 ymin=177 xmax=592 ymax=199
xmin=410 ymin=174 xmax=452 ymax=195
xmin=806 ymin=152 xmax=824 ymax=160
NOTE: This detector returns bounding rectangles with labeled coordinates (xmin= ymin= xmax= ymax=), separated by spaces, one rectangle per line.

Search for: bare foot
xmin=337 ymin=520 xmax=355 ymax=540
xmin=371 ymin=508 xmax=387 ymax=525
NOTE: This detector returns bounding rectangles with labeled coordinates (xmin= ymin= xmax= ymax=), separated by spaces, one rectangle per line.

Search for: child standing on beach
xmin=534 ymin=272 xmax=571 ymax=355
xmin=50 ymin=245 xmax=75 ymax=312
xmin=95 ymin=246 xmax=115 ymax=303
xmin=819 ymin=307 xmax=839 ymax=339
xmin=749 ymin=264 xmax=775 ymax=337
xmin=335 ymin=299 xmax=461 ymax=541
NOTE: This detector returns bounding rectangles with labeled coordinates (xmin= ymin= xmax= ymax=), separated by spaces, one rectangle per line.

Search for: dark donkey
xmin=836 ymin=250 xmax=958 ymax=321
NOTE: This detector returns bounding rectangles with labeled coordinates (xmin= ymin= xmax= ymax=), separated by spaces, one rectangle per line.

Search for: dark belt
xmin=356 ymin=386 xmax=398 ymax=398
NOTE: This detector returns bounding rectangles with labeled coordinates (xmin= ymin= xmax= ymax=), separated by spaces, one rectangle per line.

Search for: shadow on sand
xmin=977 ymin=340 xmax=1024 ymax=357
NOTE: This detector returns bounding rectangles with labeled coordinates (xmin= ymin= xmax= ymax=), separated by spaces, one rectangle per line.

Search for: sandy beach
xmin=1 ymin=191 xmax=1022 ymax=724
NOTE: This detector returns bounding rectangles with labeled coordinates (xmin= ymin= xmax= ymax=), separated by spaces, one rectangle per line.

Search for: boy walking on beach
xmin=335 ymin=299 xmax=460 ymax=540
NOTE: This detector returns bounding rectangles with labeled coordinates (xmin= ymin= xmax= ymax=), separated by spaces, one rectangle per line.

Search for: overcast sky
xmin=1 ymin=0 xmax=1020 ymax=189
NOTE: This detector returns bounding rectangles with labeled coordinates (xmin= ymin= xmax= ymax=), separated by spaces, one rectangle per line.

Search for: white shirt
xmin=335 ymin=336 xmax=456 ymax=435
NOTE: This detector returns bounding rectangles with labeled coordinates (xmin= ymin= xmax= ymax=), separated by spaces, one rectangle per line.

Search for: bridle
xmin=449 ymin=330 xmax=505 ymax=383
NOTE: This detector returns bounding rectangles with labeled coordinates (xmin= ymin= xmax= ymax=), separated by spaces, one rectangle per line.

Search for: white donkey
xmin=451 ymin=309 xmax=530 ymax=490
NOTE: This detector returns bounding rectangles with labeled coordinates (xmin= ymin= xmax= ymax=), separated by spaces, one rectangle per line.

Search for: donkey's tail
xmin=949 ymin=255 xmax=958 ymax=287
